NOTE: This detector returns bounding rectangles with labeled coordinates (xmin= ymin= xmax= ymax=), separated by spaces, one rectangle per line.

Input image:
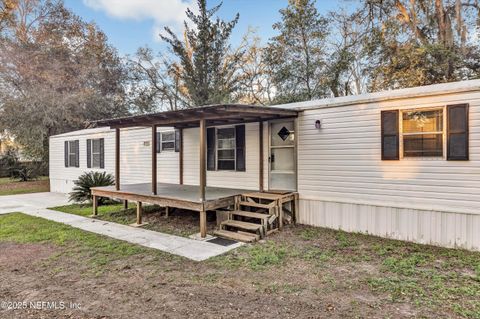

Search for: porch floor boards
xmin=91 ymin=182 xmax=255 ymax=212
xmin=94 ymin=183 xmax=250 ymax=203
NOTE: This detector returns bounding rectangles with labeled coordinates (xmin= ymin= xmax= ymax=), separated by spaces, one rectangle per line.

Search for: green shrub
xmin=0 ymin=147 xmax=40 ymax=181
xmin=69 ymin=171 xmax=114 ymax=204
xmin=12 ymin=165 xmax=40 ymax=181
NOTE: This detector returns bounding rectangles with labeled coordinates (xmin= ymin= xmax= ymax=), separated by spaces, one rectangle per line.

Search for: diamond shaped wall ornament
xmin=277 ymin=126 xmax=291 ymax=141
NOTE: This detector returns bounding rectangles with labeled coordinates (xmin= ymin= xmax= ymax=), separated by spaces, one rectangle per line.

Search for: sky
xmin=63 ymin=0 xmax=343 ymax=56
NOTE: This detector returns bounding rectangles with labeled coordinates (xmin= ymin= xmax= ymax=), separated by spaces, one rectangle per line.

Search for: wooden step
xmin=231 ymin=210 xmax=270 ymax=220
xmin=238 ymin=201 xmax=274 ymax=209
xmin=213 ymin=229 xmax=258 ymax=243
xmin=242 ymin=192 xmax=285 ymax=200
xmin=221 ymin=220 xmax=263 ymax=232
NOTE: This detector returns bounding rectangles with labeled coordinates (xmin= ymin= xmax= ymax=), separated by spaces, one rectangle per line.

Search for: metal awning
xmin=91 ymin=104 xmax=298 ymax=129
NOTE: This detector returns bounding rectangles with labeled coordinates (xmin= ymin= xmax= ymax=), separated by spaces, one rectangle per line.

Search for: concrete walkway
xmin=0 ymin=192 xmax=242 ymax=261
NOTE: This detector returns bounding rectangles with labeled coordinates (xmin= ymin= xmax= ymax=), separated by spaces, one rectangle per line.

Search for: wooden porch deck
xmin=91 ymin=182 xmax=252 ymax=212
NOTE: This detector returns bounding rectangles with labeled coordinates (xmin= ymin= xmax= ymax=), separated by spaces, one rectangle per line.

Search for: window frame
xmin=160 ymin=131 xmax=176 ymax=152
xmin=215 ymin=126 xmax=236 ymax=171
xmin=68 ymin=140 xmax=77 ymax=167
xmin=91 ymin=138 xmax=102 ymax=168
xmin=399 ymin=106 xmax=447 ymax=160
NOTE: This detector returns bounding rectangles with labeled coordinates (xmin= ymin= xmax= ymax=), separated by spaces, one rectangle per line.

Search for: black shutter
xmin=175 ymin=129 xmax=181 ymax=152
xmin=235 ymin=125 xmax=246 ymax=171
xmin=447 ymin=104 xmax=469 ymax=160
xmin=87 ymin=139 xmax=92 ymax=168
xmin=381 ymin=110 xmax=399 ymax=160
xmin=156 ymin=132 xmax=161 ymax=153
xmin=64 ymin=141 xmax=69 ymax=167
xmin=99 ymin=138 xmax=105 ymax=168
xmin=207 ymin=127 xmax=216 ymax=171
xmin=75 ymin=140 xmax=80 ymax=167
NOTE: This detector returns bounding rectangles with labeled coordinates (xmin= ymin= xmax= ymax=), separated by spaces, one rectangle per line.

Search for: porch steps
xmin=213 ymin=191 xmax=298 ymax=243
xmin=213 ymin=229 xmax=258 ymax=243
xmin=238 ymin=201 xmax=274 ymax=209
xmin=221 ymin=219 xmax=263 ymax=232
xmin=231 ymin=210 xmax=269 ymax=221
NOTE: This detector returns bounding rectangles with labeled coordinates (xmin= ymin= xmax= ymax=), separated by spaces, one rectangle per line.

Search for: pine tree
xmin=160 ymin=0 xmax=241 ymax=106
xmin=265 ymin=0 xmax=329 ymax=103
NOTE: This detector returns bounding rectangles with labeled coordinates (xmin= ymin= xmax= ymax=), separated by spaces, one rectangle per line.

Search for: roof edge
xmin=274 ymin=79 xmax=480 ymax=111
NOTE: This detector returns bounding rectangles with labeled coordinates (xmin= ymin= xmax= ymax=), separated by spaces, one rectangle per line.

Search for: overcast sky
xmin=63 ymin=0 xmax=344 ymax=56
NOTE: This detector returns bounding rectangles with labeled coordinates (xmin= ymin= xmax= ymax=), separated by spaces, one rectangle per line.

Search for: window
xmin=68 ymin=141 xmax=76 ymax=166
xmin=401 ymin=109 xmax=444 ymax=157
xmin=216 ymin=127 xmax=236 ymax=170
xmin=206 ymin=125 xmax=245 ymax=171
xmin=381 ymin=104 xmax=469 ymax=161
xmin=161 ymin=131 xmax=175 ymax=151
xmin=64 ymin=140 xmax=79 ymax=167
xmin=91 ymin=139 xmax=101 ymax=168
xmin=87 ymin=138 xmax=104 ymax=169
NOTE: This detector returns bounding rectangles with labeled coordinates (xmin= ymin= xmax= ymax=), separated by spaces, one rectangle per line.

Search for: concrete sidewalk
xmin=0 ymin=192 xmax=242 ymax=261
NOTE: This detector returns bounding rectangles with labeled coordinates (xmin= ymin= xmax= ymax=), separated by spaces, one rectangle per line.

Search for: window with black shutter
xmin=216 ymin=127 xmax=236 ymax=170
xmin=235 ymin=125 xmax=246 ymax=171
xmin=207 ymin=128 xmax=216 ymax=171
xmin=175 ymin=129 xmax=181 ymax=152
xmin=447 ymin=104 xmax=469 ymax=160
xmin=65 ymin=140 xmax=80 ymax=167
xmin=87 ymin=138 xmax=105 ymax=168
xmin=381 ymin=105 xmax=469 ymax=161
xmin=381 ymin=110 xmax=399 ymax=160
xmin=156 ymin=131 xmax=177 ymax=152
xmin=206 ymin=125 xmax=246 ymax=171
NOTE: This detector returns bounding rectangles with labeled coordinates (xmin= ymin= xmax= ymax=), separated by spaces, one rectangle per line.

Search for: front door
xmin=269 ymin=120 xmax=296 ymax=191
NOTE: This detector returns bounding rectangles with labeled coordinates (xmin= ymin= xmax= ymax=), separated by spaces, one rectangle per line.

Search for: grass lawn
xmin=50 ymin=203 xmax=217 ymax=237
xmin=0 ymin=211 xmax=479 ymax=318
xmin=0 ymin=176 xmax=49 ymax=196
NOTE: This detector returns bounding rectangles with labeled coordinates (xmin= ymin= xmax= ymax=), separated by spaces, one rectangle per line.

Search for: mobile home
xmin=49 ymin=79 xmax=480 ymax=250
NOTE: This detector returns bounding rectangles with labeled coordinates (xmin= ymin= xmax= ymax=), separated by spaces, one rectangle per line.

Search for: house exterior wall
xmin=295 ymin=90 xmax=480 ymax=250
xmin=49 ymin=122 xmax=268 ymax=193
xmin=49 ymin=127 xmax=179 ymax=193
xmin=182 ymin=122 xmax=264 ymax=190
xmin=49 ymin=80 xmax=480 ymax=250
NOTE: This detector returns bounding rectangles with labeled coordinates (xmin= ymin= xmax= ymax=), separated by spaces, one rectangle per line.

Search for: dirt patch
xmin=0 ymin=224 xmax=478 ymax=318
xmin=0 ymin=242 xmax=56 ymax=269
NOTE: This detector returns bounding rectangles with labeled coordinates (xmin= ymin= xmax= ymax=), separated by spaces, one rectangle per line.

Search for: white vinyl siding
xmin=297 ymin=91 xmax=480 ymax=215
xmin=295 ymin=91 xmax=480 ymax=250
xmin=183 ymin=122 xmax=261 ymax=190
xmin=50 ymin=127 xmax=179 ymax=193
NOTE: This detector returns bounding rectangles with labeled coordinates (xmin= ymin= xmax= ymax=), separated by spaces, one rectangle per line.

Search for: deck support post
xmin=115 ymin=128 xmax=120 ymax=191
xmin=165 ymin=206 xmax=169 ymax=218
xmin=123 ymin=200 xmax=128 ymax=210
xmin=136 ymin=201 xmax=143 ymax=225
xmin=179 ymin=128 xmax=183 ymax=185
xmin=199 ymin=119 xmax=206 ymax=202
xmin=92 ymin=195 xmax=98 ymax=216
xmin=199 ymin=119 xmax=207 ymax=238
xmin=152 ymin=125 xmax=157 ymax=195
xmin=200 ymin=207 xmax=207 ymax=238
xmin=259 ymin=121 xmax=264 ymax=192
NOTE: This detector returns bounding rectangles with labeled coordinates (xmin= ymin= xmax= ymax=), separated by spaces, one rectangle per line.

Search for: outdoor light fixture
xmin=315 ymin=120 xmax=321 ymax=129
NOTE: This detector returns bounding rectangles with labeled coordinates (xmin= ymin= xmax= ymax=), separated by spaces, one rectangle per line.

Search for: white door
xmin=269 ymin=120 xmax=296 ymax=191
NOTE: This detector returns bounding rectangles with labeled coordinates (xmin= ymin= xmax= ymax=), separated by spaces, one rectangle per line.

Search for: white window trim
xmin=399 ymin=106 xmax=446 ymax=160
xmin=215 ymin=126 xmax=236 ymax=171
xmin=68 ymin=140 xmax=77 ymax=167
xmin=160 ymin=131 xmax=175 ymax=151
xmin=91 ymin=138 xmax=102 ymax=168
